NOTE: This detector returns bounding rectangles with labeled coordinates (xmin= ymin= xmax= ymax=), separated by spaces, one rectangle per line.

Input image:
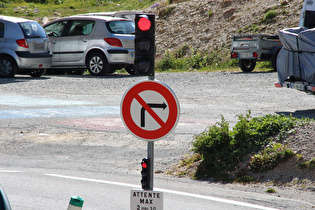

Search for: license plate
xmin=291 ymin=83 xmax=304 ymax=90
xmin=240 ymin=52 xmax=252 ymax=58
xmin=34 ymin=40 xmax=45 ymax=50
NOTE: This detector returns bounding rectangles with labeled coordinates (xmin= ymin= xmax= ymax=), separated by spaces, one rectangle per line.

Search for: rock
xmin=223 ymin=8 xmax=236 ymax=19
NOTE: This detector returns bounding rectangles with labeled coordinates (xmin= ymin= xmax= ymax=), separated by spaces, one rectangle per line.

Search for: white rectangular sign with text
xmin=130 ymin=189 xmax=163 ymax=210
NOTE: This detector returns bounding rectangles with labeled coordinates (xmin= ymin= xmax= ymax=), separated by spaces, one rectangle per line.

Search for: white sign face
xmin=130 ymin=189 xmax=163 ymax=210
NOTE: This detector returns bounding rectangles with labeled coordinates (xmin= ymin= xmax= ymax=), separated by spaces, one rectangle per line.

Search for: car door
xmin=59 ymin=20 xmax=95 ymax=63
xmin=44 ymin=20 xmax=69 ymax=63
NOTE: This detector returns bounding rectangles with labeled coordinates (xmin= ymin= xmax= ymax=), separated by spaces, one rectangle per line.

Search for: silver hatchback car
xmin=43 ymin=15 xmax=135 ymax=76
xmin=0 ymin=15 xmax=52 ymax=78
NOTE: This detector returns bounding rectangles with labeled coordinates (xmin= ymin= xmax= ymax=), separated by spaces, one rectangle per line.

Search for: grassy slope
xmin=0 ymin=0 xmax=157 ymax=20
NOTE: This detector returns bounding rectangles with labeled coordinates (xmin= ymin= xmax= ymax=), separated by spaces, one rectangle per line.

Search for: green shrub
xmin=266 ymin=10 xmax=277 ymax=19
xmin=248 ymin=143 xmax=294 ymax=172
xmin=266 ymin=188 xmax=276 ymax=193
xmin=192 ymin=111 xmax=305 ymax=179
xmin=260 ymin=10 xmax=277 ymax=23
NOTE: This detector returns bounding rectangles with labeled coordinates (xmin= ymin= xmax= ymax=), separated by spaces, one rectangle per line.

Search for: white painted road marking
xmin=45 ymin=173 xmax=279 ymax=210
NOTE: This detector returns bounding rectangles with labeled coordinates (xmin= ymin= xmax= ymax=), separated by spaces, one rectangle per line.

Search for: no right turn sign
xmin=121 ymin=80 xmax=180 ymax=141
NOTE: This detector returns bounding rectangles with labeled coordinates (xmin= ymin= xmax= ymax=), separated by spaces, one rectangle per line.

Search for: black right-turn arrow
xmin=141 ymin=103 xmax=167 ymax=127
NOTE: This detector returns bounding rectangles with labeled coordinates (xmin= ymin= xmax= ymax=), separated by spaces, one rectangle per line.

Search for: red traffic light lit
xmin=141 ymin=161 xmax=148 ymax=169
xmin=138 ymin=17 xmax=151 ymax=31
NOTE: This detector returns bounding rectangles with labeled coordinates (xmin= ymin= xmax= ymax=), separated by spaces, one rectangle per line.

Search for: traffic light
xmin=134 ymin=13 xmax=155 ymax=76
xmin=141 ymin=158 xmax=151 ymax=190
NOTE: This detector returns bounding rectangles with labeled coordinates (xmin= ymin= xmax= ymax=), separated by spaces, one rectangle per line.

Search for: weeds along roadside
xmin=168 ymin=111 xmax=314 ymax=183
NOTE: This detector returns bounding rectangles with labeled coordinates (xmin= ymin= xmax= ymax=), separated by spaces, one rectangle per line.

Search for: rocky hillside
xmin=145 ymin=0 xmax=303 ymax=58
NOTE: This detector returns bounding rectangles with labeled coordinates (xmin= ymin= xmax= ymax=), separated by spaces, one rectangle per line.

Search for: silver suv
xmin=0 ymin=15 xmax=52 ymax=78
xmin=43 ymin=15 xmax=135 ymax=76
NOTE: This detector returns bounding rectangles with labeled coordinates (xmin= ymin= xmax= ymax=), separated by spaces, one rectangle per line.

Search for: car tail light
xmin=231 ymin=52 xmax=238 ymax=58
xmin=16 ymin=39 xmax=29 ymax=48
xmin=104 ymin=38 xmax=122 ymax=47
xmin=253 ymin=52 xmax=258 ymax=58
xmin=274 ymin=82 xmax=282 ymax=88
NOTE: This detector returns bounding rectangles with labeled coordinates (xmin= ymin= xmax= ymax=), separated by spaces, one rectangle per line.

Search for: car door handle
xmin=82 ymin=38 xmax=88 ymax=42
xmin=51 ymin=40 xmax=57 ymax=44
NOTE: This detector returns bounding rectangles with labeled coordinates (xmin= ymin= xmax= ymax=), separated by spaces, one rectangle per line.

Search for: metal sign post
xmin=147 ymin=141 xmax=154 ymax=190
xmin=148 ymin=74 xmax=155 ymax=191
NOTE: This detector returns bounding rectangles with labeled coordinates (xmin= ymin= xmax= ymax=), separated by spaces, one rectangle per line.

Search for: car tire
xmin=30 ymin=69 xmax=46 ymax=77
xmin=0 ymin=56 xmax=17 ymax=78
xmin=87 ymin=52 xmax=109 ymax=76
xmin=239 ymin=59 xmax=256 ymax=72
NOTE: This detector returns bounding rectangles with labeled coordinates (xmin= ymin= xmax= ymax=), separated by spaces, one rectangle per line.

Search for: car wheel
xmin=87 ymin=52 xmax=109 ymax=76
xmin=30 ymin=69 xmax=46 ymax=77
xmin=0 ymin=56 xmax=17 ymax=78
xmin=239 ymin=59 xmax=256 ymax=72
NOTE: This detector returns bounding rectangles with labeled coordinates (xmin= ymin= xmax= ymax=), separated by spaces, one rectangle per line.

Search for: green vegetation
xmin=249 ymin=143 xmax=294 ymax=173
xmin=156 ymin=45 xmax=237 ymax=72
xmin=259 ymin=9 xmax=277 ymax=23
xmin=208 ymin=10 xmax=214 ymax=18
xmin=0 ymin=0 xmax=157 ymax=18
xmin=238 ymin=24 xmax=261 ymax=33
xmin=266 ymin=188 xmax=276 ymax=193
xmin=158 ymin=6 xmax=176 ymax=18
xmin=297 ymin=158 xmax=315 ymax=170
xmin=184 ymin=111 xmax=312 ymax=180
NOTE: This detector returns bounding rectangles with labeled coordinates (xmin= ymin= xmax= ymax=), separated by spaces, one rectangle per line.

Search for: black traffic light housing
xmin=141 ymin=158 xmax=151 ymax=190
xmin=134 ymin=13 xmax=155 ymax=76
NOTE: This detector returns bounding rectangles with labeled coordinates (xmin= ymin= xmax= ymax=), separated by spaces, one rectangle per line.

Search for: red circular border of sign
xmin=121 ymin=80 xmax=179 ymax=141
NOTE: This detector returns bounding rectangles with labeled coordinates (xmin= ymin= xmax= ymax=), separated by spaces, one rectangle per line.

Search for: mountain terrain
xmin=144 ymin=0 xmax=303 ymax=58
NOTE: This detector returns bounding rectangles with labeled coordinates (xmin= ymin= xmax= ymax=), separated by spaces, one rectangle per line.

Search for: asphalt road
xmin=0 ymin=71 xmax=314 ymax=209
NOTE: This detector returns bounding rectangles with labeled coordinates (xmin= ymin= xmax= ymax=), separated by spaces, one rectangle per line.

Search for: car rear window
xmin=18 ymin=22 xmax=47 ymax=38
xmin=106 ymin=20 xmax=135 ymax=34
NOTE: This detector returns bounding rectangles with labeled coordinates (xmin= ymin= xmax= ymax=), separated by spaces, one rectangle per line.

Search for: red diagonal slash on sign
xmin=134 ymin=94 xmax=166 ymax=127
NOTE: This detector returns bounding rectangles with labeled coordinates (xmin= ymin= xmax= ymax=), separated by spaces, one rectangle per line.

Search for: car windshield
xmin=19 ymin=22 xmax=47 ymax=38
xmin=106 ymin=21 xmax=135 ymax=34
